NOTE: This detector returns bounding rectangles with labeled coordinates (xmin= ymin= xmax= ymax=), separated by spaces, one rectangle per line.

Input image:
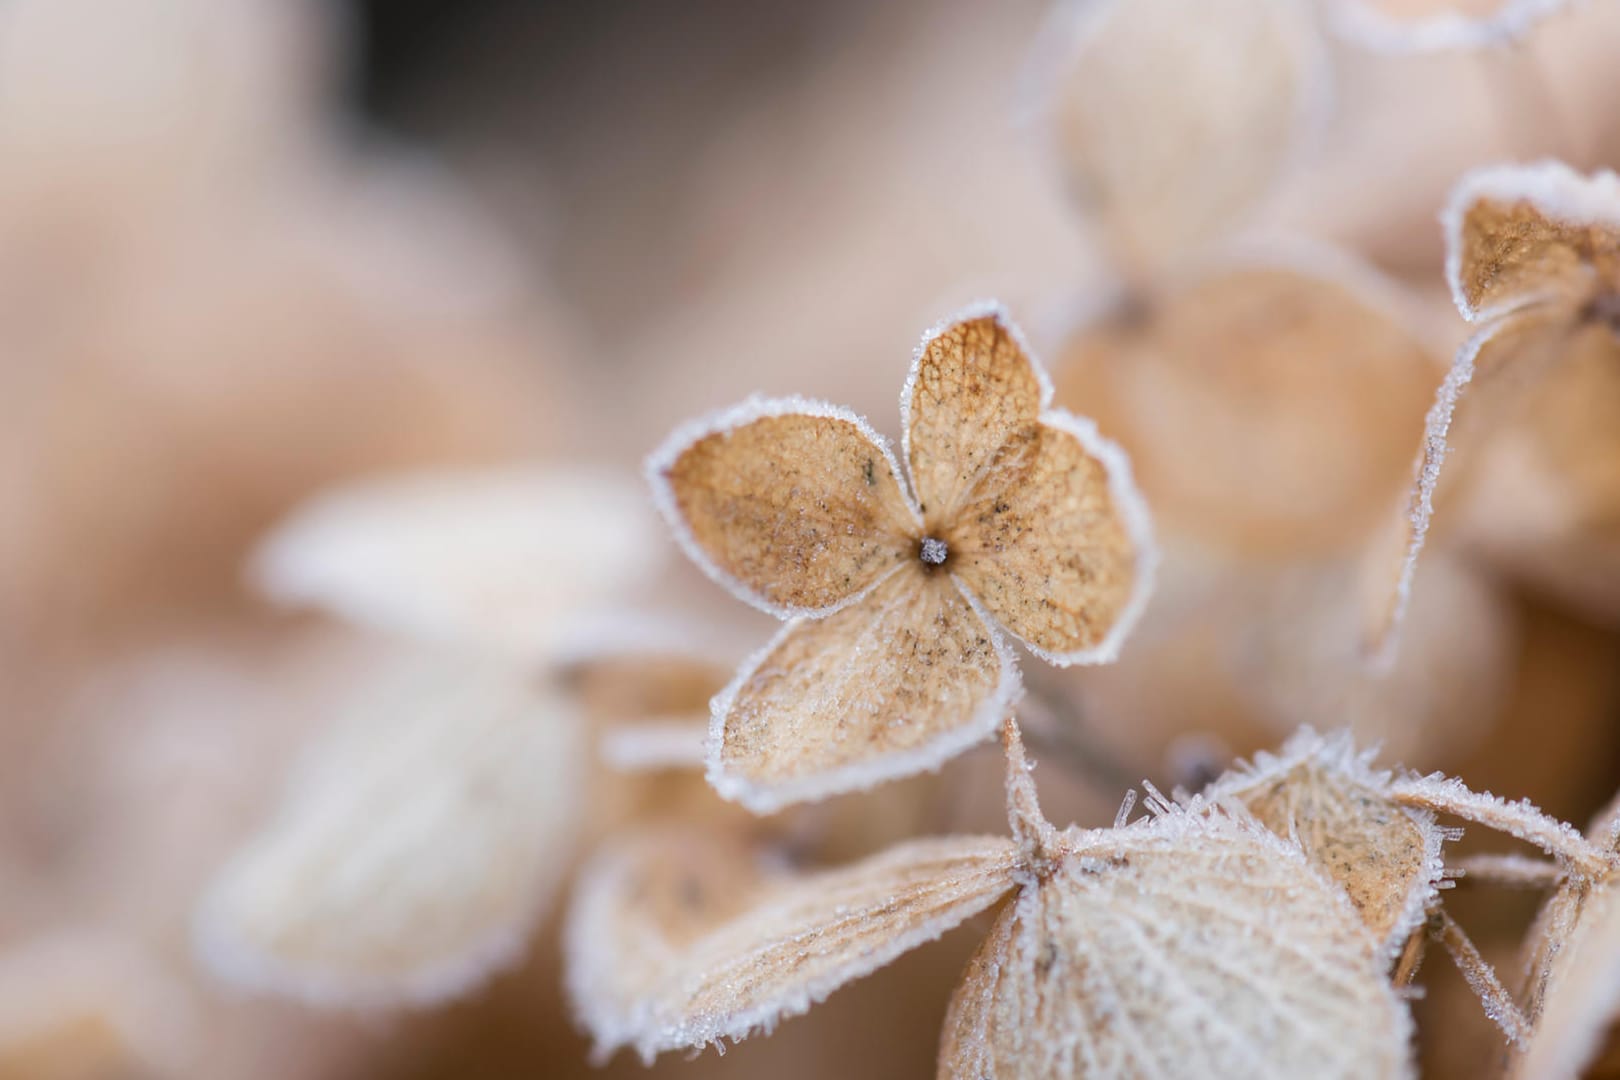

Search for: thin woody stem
xmin=1433 ymin=910 xmax=1531 ymax=1049
xmin=1388 ymin=775 xmax=1610 ymax=878
xmin=1392 ymin=926 xmax=1430 ymax=989
xmin=1450 ymin=853 xmax=1566 ymax=890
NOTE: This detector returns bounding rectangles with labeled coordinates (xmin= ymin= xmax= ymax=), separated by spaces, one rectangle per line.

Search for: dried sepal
xmin=252 ymin=464 xmax=660 ymax=658
xmin=1057 ymin=257 xmax=1440 ymax=557
xmin=1387 ymin=774 xmax=1607 ymax=877
xmin=709 ymin=570 xmax=1019 ymax=813
xmin=1443 ymin=161 xmax=1620 ymax=324
xmin=1204 ymin=728 xmax=1448 ymax=963
xmin=1035 ymin=0 xmax=1327 ymax=276
xmin=571 ymin=831 xmax=1020 ymax=1062
xmin=193 ymin=648 xmax=586 ymax=1008
xmin=650 ymin=304 xmax=1155 ymax=812
xmin=564 ymin=826 xmax=771 ymax=1062
xmin=1512 ymin=798 xmax=1620 ymax=1079
xmin=645 ymin=396 xmax=920 ymax=617
xmin=1330 ymin=0 xmax=1578 ymax=53
xmin=938 ymin=807 xmax=1415 ymax=1079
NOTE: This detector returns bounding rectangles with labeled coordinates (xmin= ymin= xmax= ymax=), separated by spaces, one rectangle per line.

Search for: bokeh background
xmin=7 ymin=0 xmax=1620 ymax=1076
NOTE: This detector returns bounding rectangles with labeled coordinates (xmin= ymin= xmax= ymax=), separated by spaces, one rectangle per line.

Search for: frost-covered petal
xmin=564 ymin=827 xmax=771 ymax=1062
xmin=904 ymin=305 xmax=1155 ymax=664
xmin=193 ymin=647 xmax=586 ymax=1008
xmin=1361 ymin=304 xmax=1577 ymax=663
xmin=647 ymin=396 xmax=920 ymax=618
xmin=1514 ymin=877 xmax=1620 ymax=1080
xmin=938 ymin=811 xmax=1414 ymax=1079
xmin=1036 ymin=0 xmax=1327 ymax=274
xmin=1331 ymin=0 xmax=1577 ymax=53
xmin=1205 ymin=729 xmax=1447 ymax=962
xmin=626 ymin=835 xmax=1021 ymax=1061
xmin=1057 ymin=259 xmax=1441 ymax=557
xmin=252 ymin=465 xmax=658 ymax=658
xmin=709 ymin=567 xmax=1018 ymax=813
xmin=1443 ymin=161 xmax=1620 ymax=324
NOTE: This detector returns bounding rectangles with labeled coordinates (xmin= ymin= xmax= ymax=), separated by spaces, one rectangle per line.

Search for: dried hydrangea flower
xmin=567 ymin=721 xmax=1415 ymax=1076
xmin=1201 ymin=728 xmax=1450 ymax=964
xmin=1510 ymin=794 xmax=1620 ymax=1079
xmin=1367 ymin=161 xmax=1620 ymax=660
xmin=1329 ymin=0 xmax=1577 ymax=53
xmin=253 ymin=465 xmax=660 ymax=659
xmin=193 ymin=646 xmax=585 ymax=1008
xmin=647 ymin=304 xmax=1156 ymax=812
xmin=1031 ymin=0 xmax=1327 ymax=279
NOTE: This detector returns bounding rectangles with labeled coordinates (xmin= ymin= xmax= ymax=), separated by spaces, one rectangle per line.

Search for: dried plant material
xmin=1387 ymin=775 xmax=1608 ymax=876
xmin=253 ymin=465 xmax=659 ymax=659
xmin=1056 ymin=257 xmax=1441 ymax=556
xmin=1431 ymin=909 xmax=1531 ymax=1048
xmin=1330 ymin=0 xmax=1578 ymax=52
xmin=1204 ymin=728 xmax=1448 ymax=962
xmin=0 ymin=932 xmax=192 ymax=1080
xmin=1036 ymin=0 xmax=1327 ymax=276
xmin=648 ymin=304 xmax=1156 ymax=812
xmin=1511 ymin=798 xmax=1620 ymax=1079
xmin=569 ymin=829 xmax=1020 ymax=1062
xmin=1452 ymin=852 xmax=1566 ymax=889
xmin=1365 ymin=161 xmax=1620 ymax=660
xmin=940 ymin=727 xmax=1413 ymax=1079
xmin=193 ymin=647 xmax=586 ymax=1008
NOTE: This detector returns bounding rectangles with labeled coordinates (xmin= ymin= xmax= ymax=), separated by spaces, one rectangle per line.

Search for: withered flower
xmin=647 ymin=304 xmax=1156 ymax=812
xmin=566 ymin=721 xmax=1414 ymax=1076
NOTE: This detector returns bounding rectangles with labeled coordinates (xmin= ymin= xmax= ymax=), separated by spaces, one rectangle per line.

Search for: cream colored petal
xmin=252 ymin=465 xmax=659 ymax=659
xmin=1513 ymin=879 xmax=1620 ymax=1080
xmin=193 ymin=647 xmax=586 ymax=1008
xmin=1331 ymin=0 xmax=1575 ymax=51
xmin=627 ymin=835 xmax=1021 ymax=1062
xmin=709 ymin=567 xmax=1018 ymax=812
xmin=939 ymin=811 xmax=1414 ymax=1079
xmin=904 ymin=305 xmax=1156 ymax=664
xmin=564 ymin=827 xmax=771 ymax=1062
xmin=1037 ymin=0 xmax=1326 ymax=274
xmin=1442 ymin=161 xmax=1620 ymax=324
xmin=1361 ymin=305 xmax=1577 ymax=664
xmin=647 ymin=396 xmax=920 ymax=617
xmin=947 ymin=412 xmax=1154 ymax=664
xmin=1056 ymin=260 xmax=1441 ymax=558
xmin=560 ymin=641 xmax=729 ymax=771
xmin=1206 ymin=729 xmax=1447 ymax=962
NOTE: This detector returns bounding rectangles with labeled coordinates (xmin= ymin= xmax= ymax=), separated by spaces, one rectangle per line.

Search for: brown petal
xmin=939 ymin=811 xmax=1414 ymax=1079
xmin=1442 ymin=161 xmax=1620 ymax=324
xmin=947 ymin=415 xmax=1152 ymax=663
xmin=710 ymin=567 xmax=1018 ymax=812
xmin=1207 ymin=729 xmax=1448 ymax=962
xmin=1039 ymin=0 xmax=1327 ymax=275
xmin=648 ymin=397 xmax=919 ymax=617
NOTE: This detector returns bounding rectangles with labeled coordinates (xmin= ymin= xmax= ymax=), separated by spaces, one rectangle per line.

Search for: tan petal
xmin=947 ymin=413 xmax=1154 ymax=663
xmin=193 ymin=647 xmax=586 ymax=1008
xmin=1206 ymin=729 xmax=1447 ymax=961
xmin=1038 ymin=0 xmax=1326 ymax=275
xmin=1332 ymin=0 xmax=1577 ymax=52
xmin=1361 ymin=304 xmax=1577 ymax=663
xmin=564 ymin=827 xmax=771 ymax=1061
xmin=559 ymin=634 xmax=730 ymax=771
xmin=1057 ymin=260 xmax=1441 ymax=558
xmin=939 ymin=811 xmax=1413 ymax=1079
xmin=252 ymin=465 xmax=660 ymax=659
xmin=710 ymin=567 xmax=1019 ymax=812
xmin=648 ymin=397 xmax=920 ymax=617
xmin=627 ymin=835 xmax=1021 ymax=1061
xmin=1442 ymin=161 xmax=1620 ymax=324
xmin=1513 ymin=878 xmax=1620 ymax=1080
xmin=905 ymin=306 xmax=1156 ymax=663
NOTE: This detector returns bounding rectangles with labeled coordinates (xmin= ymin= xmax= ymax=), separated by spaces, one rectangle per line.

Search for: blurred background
xmin=7 ymin=0 xmax=1620 ymax=1076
